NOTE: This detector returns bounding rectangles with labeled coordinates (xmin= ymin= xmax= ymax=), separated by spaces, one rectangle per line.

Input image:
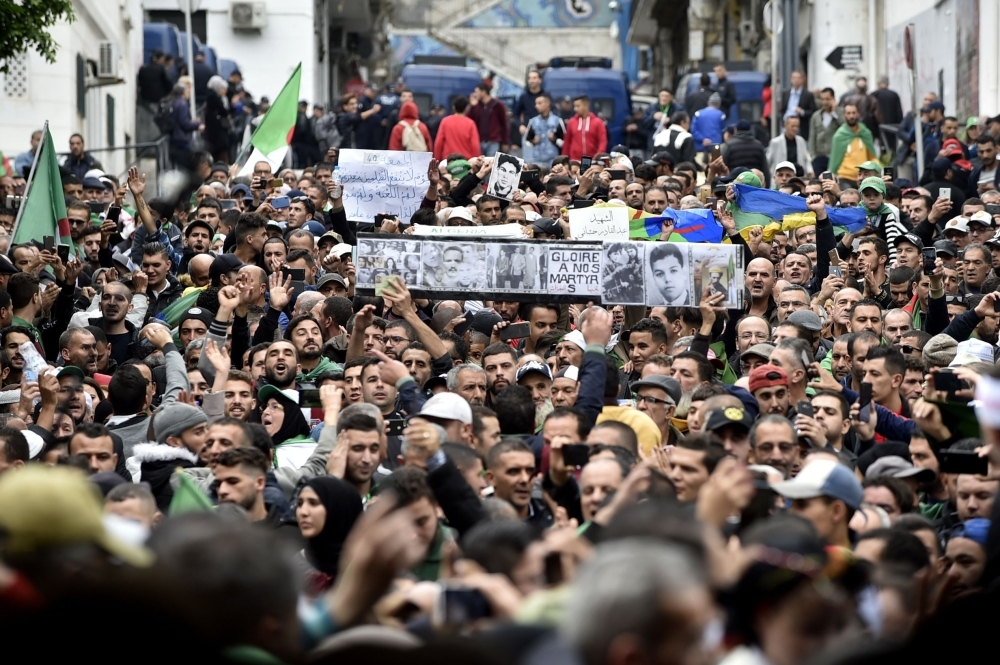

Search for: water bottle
xmin=330 ymin=165 xmax=343 ymax=200
xmin=19 ymin=341 xmax=48 ymax=383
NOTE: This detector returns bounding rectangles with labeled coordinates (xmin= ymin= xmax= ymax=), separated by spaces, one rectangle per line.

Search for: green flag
xmin=169 ymin=471 xmax=214 ymax=515
xmin=238 ymin=63 xmax=302 ymax=175
xmin=12 ymin=124 xmax=73 ymax=253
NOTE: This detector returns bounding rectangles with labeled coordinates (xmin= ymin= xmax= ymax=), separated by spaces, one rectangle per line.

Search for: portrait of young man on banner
xmin=486 ymin=153 xmax=523 ymax=201
xmin=421 ymin=242 xmax=488 ymax=290
xmin=647 ymin=242 xmax=692 ymax=307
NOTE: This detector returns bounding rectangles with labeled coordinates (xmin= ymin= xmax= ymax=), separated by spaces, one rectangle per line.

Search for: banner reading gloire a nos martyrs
xmin=354 ymin=234 xmax=742 ymax=307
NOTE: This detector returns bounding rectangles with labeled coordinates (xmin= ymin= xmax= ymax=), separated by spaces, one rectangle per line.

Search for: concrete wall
xmin=885 ymin=0 xmax=958 ymax=116
xmin=0 ymin=0 xmax=142 ymax=178
xmin=452 ymin=28 xmax=622 ymax=69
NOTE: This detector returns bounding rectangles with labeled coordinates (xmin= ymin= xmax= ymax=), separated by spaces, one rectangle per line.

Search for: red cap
xmin=749 ymin=364 xmax=789 ymax=394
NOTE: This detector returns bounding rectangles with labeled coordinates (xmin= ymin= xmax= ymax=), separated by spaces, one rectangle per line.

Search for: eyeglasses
xmin=385 ymin=335 xmax=408 ymax=344
xmin=739 ymin=332 xmax=769 ymax=341
xmin=635 ymin=394 xmax=673 ymax=406
xmin=69 ymin=217 xmax=90 ymax=226
xmin=899 ymin=345 xmax=922 ymax=354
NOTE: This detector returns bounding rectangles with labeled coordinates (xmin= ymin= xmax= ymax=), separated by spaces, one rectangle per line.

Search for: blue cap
xmin=952 ymin=518 xmax=991 ymax=548
xmin=82 ymin=176 xmax=104 ymax=190
xmin=301 ymin=220 xmax=326 ymax=236
xmin=230 ymin=183 xmax=250 ymax=197
xmin=516 ymin=360 xmax=552 ymax=383
xmin=286 ymin=189 xmax=307 ymax=199
xmin=922 ymin=101 xmax=946 ymax=112
xmin=772 ymin=459 xmax=864 ymax=510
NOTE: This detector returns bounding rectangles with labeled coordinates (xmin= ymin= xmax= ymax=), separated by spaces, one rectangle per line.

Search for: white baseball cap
xmin=447 ymin=207 xmax=474 ymax=223
xmin=944 ymin=217 xmax=970 ymax=234
xmin=774 ymin=161 xmax=796 ymax=173
xmin=418 ymin=392 xmax=473 ymax=424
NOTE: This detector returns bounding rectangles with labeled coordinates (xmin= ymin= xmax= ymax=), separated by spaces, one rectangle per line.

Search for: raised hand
xmin=127 ymin=166 xmax=146 ymax=197
xmin=203 ymin=339 xmax=231 ymax=374
xmin=131 ymin=269 xmax=148 ymax=294
xmin=141 ymin=323 xmax=174 ymax=350
xmin=268 ymin=271 xmax=294 ymax=311
xmin=580 ymin=306 xmax=613 ymax=348
xmin=217 ymin=284 xmax=240 ymax=312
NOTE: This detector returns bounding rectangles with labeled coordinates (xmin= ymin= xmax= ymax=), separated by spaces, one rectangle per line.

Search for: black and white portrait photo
xmin=421 ymin=242 xmax=488 ymax=290
xmin=486 ymin=153 xmax=522 ymax=201
xmin=601 ymin=242 xmax=646 ymax=305
xmin=646 ymin=242 xmax=692 ymax=307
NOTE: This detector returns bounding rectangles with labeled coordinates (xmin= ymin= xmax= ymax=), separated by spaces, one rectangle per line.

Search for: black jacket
xmin=685 ymin=87 xmax=713 ymax=116
xmin=137 ymin=62 xmax=174 ymax=105
xmin=130 ymin=443 xmax=200 ymax=511
xmin=427 ymin=457 xmax=488 ymax=538
xmin=145 ymin=274 xmax=184 ymax=323
xmin=779 ymin=88 xmax=817 ymax=139
xmin=722 ymin=131 xmax=771 ymax=187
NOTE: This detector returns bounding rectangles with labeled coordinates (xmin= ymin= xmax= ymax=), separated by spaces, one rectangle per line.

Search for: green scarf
xmin=828 ymin=122 xmax=877 ymax=174
xmin=296 ymin=355 xmax=341 ymax=382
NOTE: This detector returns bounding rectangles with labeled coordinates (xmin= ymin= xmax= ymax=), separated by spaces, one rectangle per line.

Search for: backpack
xmin=154 ymin=98 xmax=176 ymax=135
xmin=400 ymin=121 xmax=428 ymax=152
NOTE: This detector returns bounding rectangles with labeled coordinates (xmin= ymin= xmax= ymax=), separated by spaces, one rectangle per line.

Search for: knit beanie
xmin=154 ymin=402 xmax=208 ymax=444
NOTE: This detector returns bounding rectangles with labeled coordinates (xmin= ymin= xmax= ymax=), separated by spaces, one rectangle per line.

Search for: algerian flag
xmin=169 ymin=471 xmax=214 ymax=515
xmin=237 ymin=63 xmax=302 ymax=176
xmin=12 ymin=123 xmax=73 ymax=253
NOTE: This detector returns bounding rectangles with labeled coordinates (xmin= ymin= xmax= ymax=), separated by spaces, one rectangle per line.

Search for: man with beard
xmin=66 ymin=200 xmax=97 ymax=249
xmin=88 ymin=280 xmax=143 ymax=366
xmin=749 ymin=365 xmax=790 ymax=416
xmin=482 ymin=343 xmax=518 ymax=403
xmin=748 ymin=415 xmax=799 ymax=479
xmin=494 ymin=301 xmax=521 ymax=323
xmin=79 ymin=226 xmax=106 ymax=275
xmin=58 ymin=328 xmax=98 ymax=377
xmin=828 ymin=335 xmax=853 ymax=382
xmin=830 ymin=103 xmax=877 ymax=184
xmin=447 ymin=364 xmax=487 ymax=406
xmin=624 ymin=182 xmax=645 ymax=208
xmin=745 ymin=258 xmax=777 ymax=321
xmin=285 ymin=315 xmax=339 ymax=384
xmin=223 ymin=370 xmax=256 ymax=421
xmin=263 ymin=340 xmax=300 ymax=392
xmin=516 ymin=361 xmax=553 ymax=413
xmin=178 ymin=218 xmax=213 ymax=274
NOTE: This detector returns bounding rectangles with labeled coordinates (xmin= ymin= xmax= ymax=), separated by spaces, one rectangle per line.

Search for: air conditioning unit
xmin=231 ymin=1 xmax=267 ymax=30
xmin=97 ymin=42 xmax=118 ymax=78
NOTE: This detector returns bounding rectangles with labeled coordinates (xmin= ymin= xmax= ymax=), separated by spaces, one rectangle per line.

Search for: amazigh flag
xmin=648 ymin=209 xmax=723 ymax=244
xmin=237 ymin=63 xmax=302 ymax=176
xmin=732 ymin=184 xmax=868 ymax=235
xmin=590 ymin=203 xmax=687 ymax=241
xmin=11 ymin=125 xmax=72 ymax=253
xmin=169 ymin=471 xmax=214 ymax=515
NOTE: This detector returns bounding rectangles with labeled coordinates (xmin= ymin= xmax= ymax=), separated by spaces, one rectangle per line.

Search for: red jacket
xmin=562 ymin=113 xmax=607 ymax=160
xmin=433 ymin=114 xmax=482 ymax=160
xmin=468 ymin=97 xmax=509 ymax=145
xmin=389 ymin=102 xmax=433 ymax=151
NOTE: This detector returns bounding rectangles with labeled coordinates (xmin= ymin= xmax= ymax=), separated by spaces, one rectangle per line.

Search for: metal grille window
xmin=3 ymin=52 xmax=28 ymax=98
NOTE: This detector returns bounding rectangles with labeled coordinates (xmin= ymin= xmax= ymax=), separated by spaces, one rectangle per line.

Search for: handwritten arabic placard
xmin=339 ymin=149 xmax=433 ymax=223
xmin=568 ymin=205 xmax=629 ymax=241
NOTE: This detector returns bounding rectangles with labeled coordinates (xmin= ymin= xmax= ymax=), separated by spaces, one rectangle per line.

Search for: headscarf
xmin=266 ymin=389 xmax=311 ymax=446
xmin=302 ymin=476 xmax=363 ymax=577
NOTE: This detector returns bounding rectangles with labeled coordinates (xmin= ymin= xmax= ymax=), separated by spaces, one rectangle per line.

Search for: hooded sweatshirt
xmin=389 ymin=101 xmax=432 ymax=152
xmin=297 ymin=356 xmax=340 ymax=383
